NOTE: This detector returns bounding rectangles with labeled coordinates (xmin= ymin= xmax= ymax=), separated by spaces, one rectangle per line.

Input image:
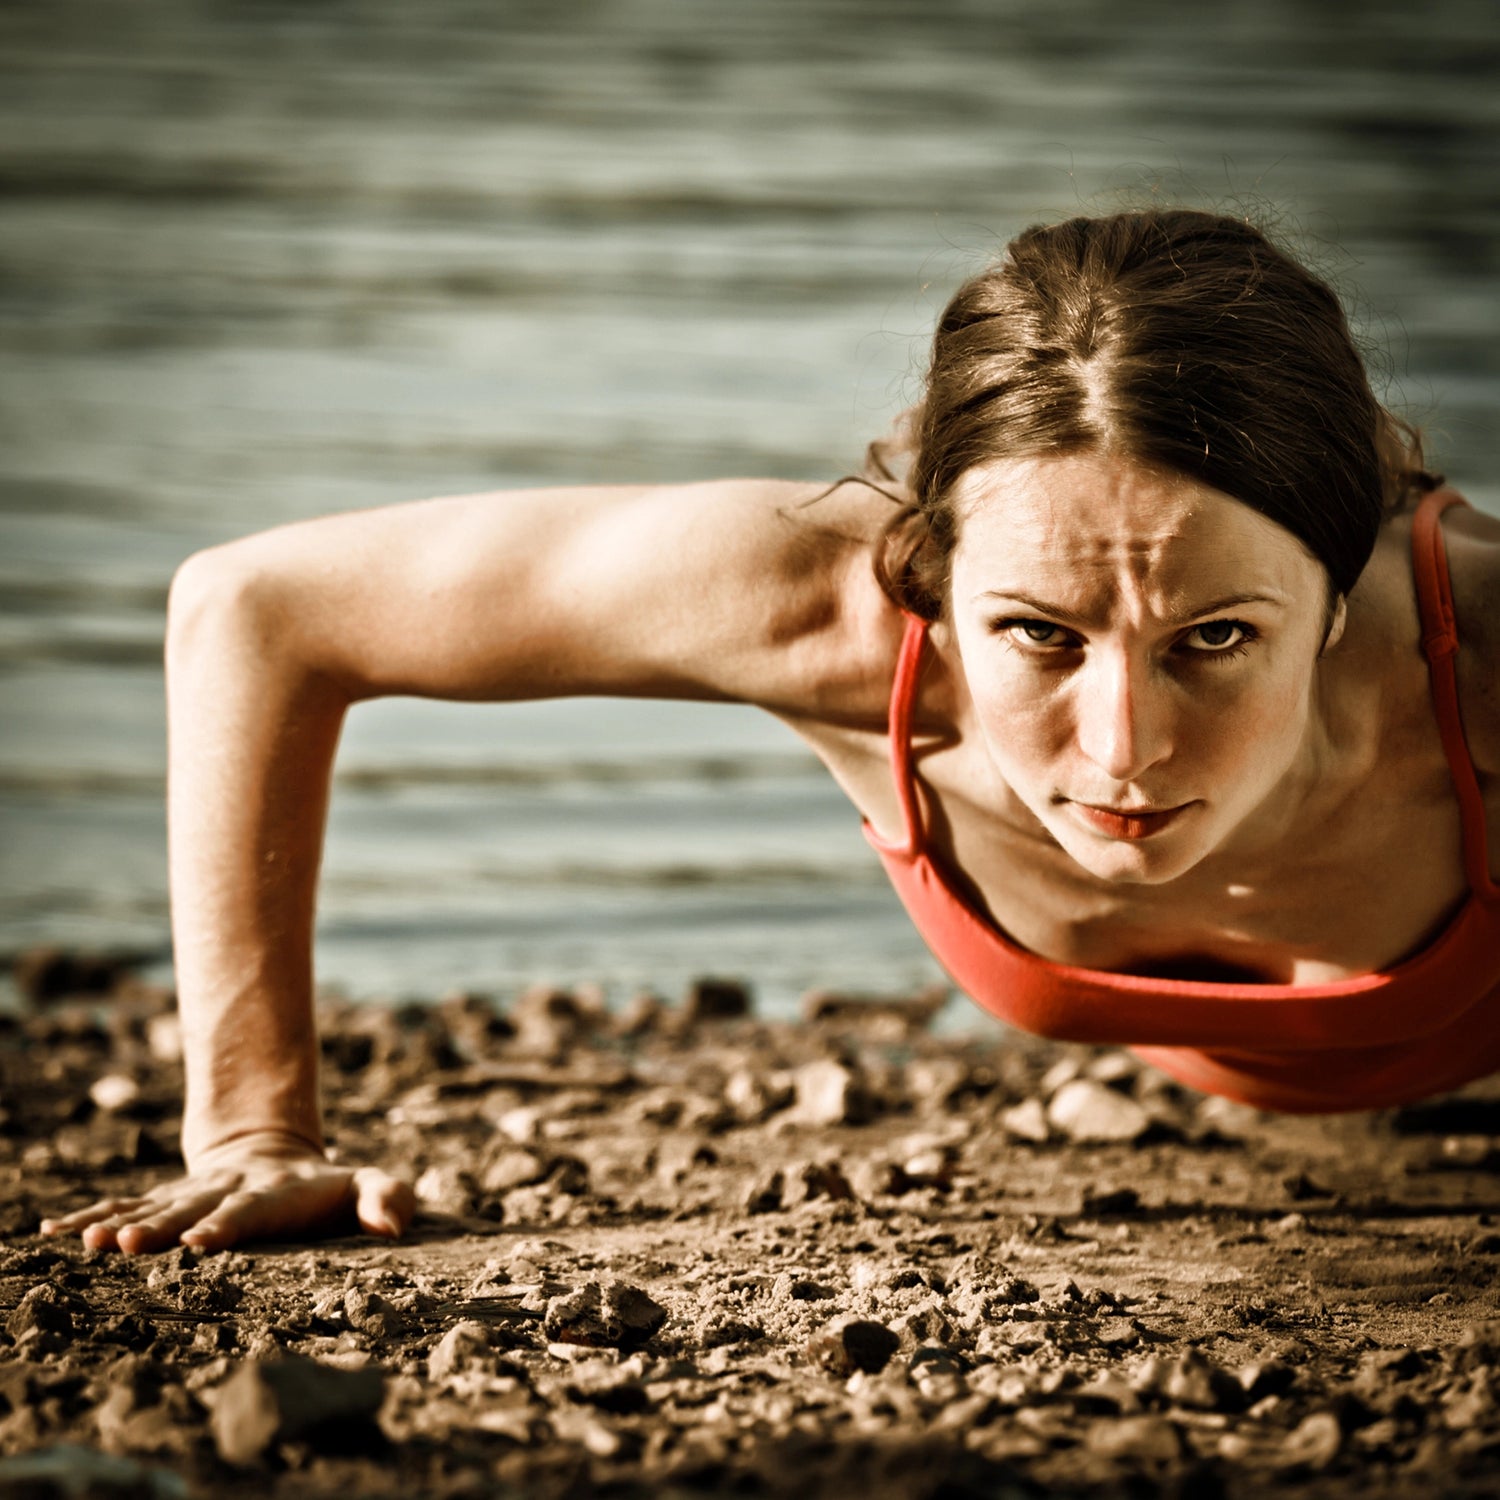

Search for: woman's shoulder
xmin=750 ymin=476 xmax=914 ymax=726
xmin=609 ymin=475 xmax=909 ymax=723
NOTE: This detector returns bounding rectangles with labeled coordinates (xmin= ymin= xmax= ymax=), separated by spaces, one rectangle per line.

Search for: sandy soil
xmin=4 ymin=953 xmax=1500 ymax=1498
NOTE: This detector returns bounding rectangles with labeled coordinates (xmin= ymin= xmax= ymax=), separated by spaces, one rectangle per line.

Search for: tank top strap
xmin=1411 ymin=488 xmax=1500 ymax=901
xmin=882 ymin=612 xmax=930 ymax=856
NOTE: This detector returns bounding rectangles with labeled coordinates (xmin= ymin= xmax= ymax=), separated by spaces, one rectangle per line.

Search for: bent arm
xmin=45 ymin=478 xmax=891 ymax=1252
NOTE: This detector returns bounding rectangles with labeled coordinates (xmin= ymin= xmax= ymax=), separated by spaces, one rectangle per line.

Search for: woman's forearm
xmin=165 ymin=547 xmax=347 ymax=1166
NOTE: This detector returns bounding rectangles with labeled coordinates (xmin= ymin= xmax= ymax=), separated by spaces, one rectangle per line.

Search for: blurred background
xmin=2 ymin=0 xmax=1497 ymax=1017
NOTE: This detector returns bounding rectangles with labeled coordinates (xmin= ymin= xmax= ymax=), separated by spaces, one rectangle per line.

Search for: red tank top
xmin=864 ymin=489 xmax=1500 ymax=1113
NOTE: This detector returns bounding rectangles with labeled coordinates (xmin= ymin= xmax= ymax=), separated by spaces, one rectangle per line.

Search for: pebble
xmin=88 ymin=1073 xmax=141 ymax=1113
xmin=343 ymin=1285 xmax=406 ymax=1340
xmin=680 ymin=977 xmax=752 ymax=1025
xmin=1160 ymin=1349 xmax=1244 ymax=1412
xmin=904 ymin=1056 xmax=973 ymax=1109
xmin=744 ymin=1168 xmax=784 ymax=1214
xmin=482 ymin=1148 xmax=552 ymax=1194
xmin=792 ymin=1059 xmax=871 ymax=1126
xmin=654 ymin=1135 xmax=718 ymax=1186
xmin=6 ymin=1283 xmax=84 ymax=1348
xmin=848 ymin=1158 xmax=914 ymax=1199
xmin=413 ymin=1164 xmax=480 ymax=1217
xmin=1039 ymin=1056 xmax=1085 ymax=1096
xmin=1046 ymin=1079 xmax=1152 ymax=1144
xmin=1278 ymin=1410 xmax=1343 ymax=1471
xmin=907 ymin=1344 xmax=966 ymax=1400
xmin=1237 ymin=1358 xmax=1296 ymax=1401
xmin=806 ymin=1317 xmax=900 ymax=1377
xmin=1085 ymin=1415 xmax=1185 ymax=1463
xmin=428 ymin=1320 xmax=498 ymax=1382
xmin=999 ymin=1098 xmax=1051 ymax=1143
xmin=724 ymin=1067 xmax=791 ymax=1123
xmin=210 ymin=1356 xmax=386 ymax=1465
xmin=781 ymin=1160 xmax=855 ymax=1207
xmin=543 ymin=1281 xmax=667 ymax=1351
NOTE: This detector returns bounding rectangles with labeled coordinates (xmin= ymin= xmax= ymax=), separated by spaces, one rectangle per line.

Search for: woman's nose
xmin=1075 ymin=653 xmax=1173 ymax=782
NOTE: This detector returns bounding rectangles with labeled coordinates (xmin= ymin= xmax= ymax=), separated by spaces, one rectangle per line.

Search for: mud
xmin=4 ymin=954 xmax=1500 ymax=1497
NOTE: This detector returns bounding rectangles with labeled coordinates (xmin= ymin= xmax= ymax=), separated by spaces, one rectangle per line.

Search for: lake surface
xmin=2 ymin=0 xmax=1497 ymax=1015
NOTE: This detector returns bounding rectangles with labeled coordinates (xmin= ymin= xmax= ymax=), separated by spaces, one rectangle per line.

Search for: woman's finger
xmin=114 ymin=1192 xmax=242 ymax=1255
xmin=353 ymin=1168 xmax=416 ymax=1238
xmin=40 ymin=1197 xmax=151 ymax=1235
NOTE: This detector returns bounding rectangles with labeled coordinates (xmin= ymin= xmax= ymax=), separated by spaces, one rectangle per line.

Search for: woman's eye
xmin=1004 ymin=621 xmax=1072 ymax=648
xmin=1183 ymin=620 xmax=1251 ymax=652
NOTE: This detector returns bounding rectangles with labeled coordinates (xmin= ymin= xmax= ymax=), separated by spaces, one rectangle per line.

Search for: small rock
xmin=1072 ymin=1373 xmax=1142 ymax=1414
xmin=999 ymin=1098 xmax=1051 ymax=1143
xmin=655 ymin=1135 xmax=719 ymax=1186
xmin=724 ymin=1068 xmax=791 ymax=1123
xmin=414 ymin=1164 xmax=480 ymax=1217
xmin=807 ymin=1317 xmax=900 ymax=1377
xmin=343 ymin=1285 xmax=406 ymax=1340
xmin=543 ymin=1281 xmax=666 ymax=1351
xmin=1283 ymin=1171 xmax=1335 ymax=1201
xmin=1266 ymin=1211 xmax=1309 ymax=1236
xmin=428 ymin=1320 xmax=499 ymax=1382
xmin=908 ymin=1344 xmax=966 ymax=1400
xmin=613 ymin=991 xmax=664 ymax=1036
xmin=902 ymin=1147 xmax=951 ymax=1181
xmin=793 ymin=1059 xmax=871 ymax=1126
xmin=1081 ymin=1185 xmax=1141 ymax=1216
xmin=1095 ymin=1317 xmax=1141 ymax=1348
xmin=1444 ymin=1370 xmax=1500 ymax=1430
xmin=1278 ymin=1410 xmax=1343 ymax=1471
xmin=508 ymin=985 xmax=595 ymax=1053
xmin=745 ymin=1168 xmax=784 ymax=1214
xmin=849 ymin=1158 xmax=915 ymax=1199
xmin=781 ymin=1160 xmax=855 ymax=1207
xmin=1086 ymin=1415 xmax=1185 ymax=1463
xmin=482 ymin=1148 xmax=551 ymax=1194
xmin=1038 ymin=1056 xmax=1085 ymax=1097
xmin=1084 ymin=1051 xmax=1140 ymax=1086
xmin=905 ymin=1057 xmax=974 ymax=1109
xmin=681 ymin=977 xmax=751 ymax=1024
xmin=1163 ymin=1349 xmax=1243 ymax=1412
xmin=211 ymin=1356 xmax=386 ymax=1465
xmin=89 ymin=1074 xmax=141 ymax=1113
xmin=6 ymin=1283 xmax=84 ymax=1347
xmin=1047 ymin=1079 xmax=1151 ymax=1144
xmin=1238 ymin=1359 xmax=1297 ymax=1401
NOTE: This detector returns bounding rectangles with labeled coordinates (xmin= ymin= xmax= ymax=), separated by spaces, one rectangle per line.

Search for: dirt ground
xmin=4 ymin=955 xmax=1500 ymax=1498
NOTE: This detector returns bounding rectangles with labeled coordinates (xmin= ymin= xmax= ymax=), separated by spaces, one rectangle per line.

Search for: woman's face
xmin=947 ymin=451 xmax=1343 ymax=886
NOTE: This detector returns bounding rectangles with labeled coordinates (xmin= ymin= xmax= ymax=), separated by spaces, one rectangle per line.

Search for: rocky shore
xmin=3 ymin=951 xmax=1500 ymax=1497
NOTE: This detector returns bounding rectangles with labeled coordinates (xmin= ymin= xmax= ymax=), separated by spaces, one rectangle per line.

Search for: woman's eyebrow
xmin=976 ymin=590 xmax=1286 ymax=626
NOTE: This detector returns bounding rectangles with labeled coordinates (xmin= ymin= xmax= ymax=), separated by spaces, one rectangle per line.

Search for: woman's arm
xmin=41 ymin=479 xmax=891 ymax=1253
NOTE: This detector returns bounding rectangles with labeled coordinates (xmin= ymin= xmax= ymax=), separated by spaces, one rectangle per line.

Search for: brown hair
xmin=870 ymin=209 xmax=1436 ymax=620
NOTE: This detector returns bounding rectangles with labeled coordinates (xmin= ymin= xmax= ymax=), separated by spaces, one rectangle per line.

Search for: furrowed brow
xmin=978 ymin=590 xmax=1285 ymax=626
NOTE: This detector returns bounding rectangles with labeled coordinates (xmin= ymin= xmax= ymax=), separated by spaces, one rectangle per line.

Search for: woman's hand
xmin=38 ymin=1132 xmax=416 ymax=1255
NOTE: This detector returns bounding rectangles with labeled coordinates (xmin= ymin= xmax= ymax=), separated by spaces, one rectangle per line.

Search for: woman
xmin=40 ymin=208 xmax=1500 ymax=1256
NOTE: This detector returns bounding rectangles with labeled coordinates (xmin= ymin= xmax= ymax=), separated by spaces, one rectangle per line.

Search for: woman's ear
xmin=1319 ymin=594 xmax=1349 ymax=656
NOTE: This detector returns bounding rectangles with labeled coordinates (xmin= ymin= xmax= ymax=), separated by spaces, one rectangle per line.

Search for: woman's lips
xmin=1069 ymin=801 xmax=1191 ymax=841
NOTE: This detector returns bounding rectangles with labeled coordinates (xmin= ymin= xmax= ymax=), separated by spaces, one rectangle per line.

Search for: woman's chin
xmin=1048 ymin=820 xmax=1211 ymax=886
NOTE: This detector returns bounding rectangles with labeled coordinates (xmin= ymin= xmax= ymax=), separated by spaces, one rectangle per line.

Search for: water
xmin=2 ymin=0 xmax=1498 ymax=1014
